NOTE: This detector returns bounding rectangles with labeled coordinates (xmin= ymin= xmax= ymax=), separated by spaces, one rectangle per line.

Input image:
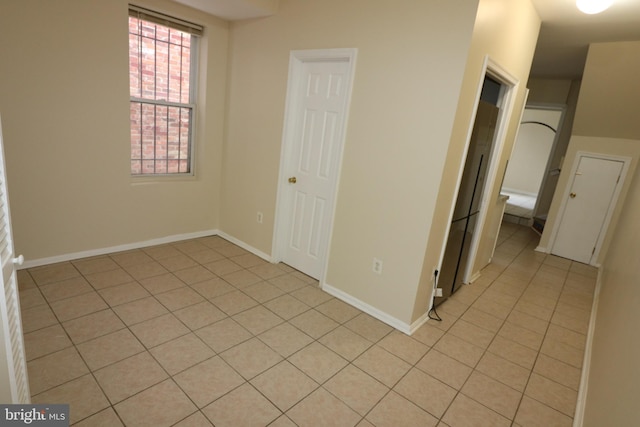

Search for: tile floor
xmin=18 ymin=222 xmax=596 ymax=426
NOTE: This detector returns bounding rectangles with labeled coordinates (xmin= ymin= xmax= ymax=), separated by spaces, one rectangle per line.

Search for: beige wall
xmin=414 ymin=0 xmax=540 ymax=321
xmin=0 ymin=0 xmax=228 ymax=262
xmin=583 ymin=163 xmax=640 ymax=426
xmin=539 ymin=41 xmax=640 ymax=263
xmin=222 ymin=0 xmax=480 ymax=324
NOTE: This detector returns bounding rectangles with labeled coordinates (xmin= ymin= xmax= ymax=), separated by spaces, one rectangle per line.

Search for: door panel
xmin=283 ymin=60 xmax=350 ymax=279
xmin=552 ymin=156 xmax=623 ymax=264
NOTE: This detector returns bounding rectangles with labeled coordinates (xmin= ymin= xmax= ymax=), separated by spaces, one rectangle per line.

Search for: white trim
xmin=272 ymin=48 xmax=358 ymax=282
xmin=215 ymin=231 xmax=273 ymax=262
xmin=19 ymin=229 xmax=219 ymax=269
xmin=322 ymin=282 xmax=414 ymax=335
xmin=573 ymin=266 xmax=603 ymax=427
xmin=548 ymin=151 xmax=631 ymax=265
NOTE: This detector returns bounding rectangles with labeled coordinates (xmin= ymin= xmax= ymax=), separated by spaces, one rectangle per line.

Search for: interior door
xmin=552 ymin=155 xmax=623 ymax=264
xmin=0 ymin=115 xmax=30 ymax=403
xmin=283 ymin=59 xmax=350 ymax=279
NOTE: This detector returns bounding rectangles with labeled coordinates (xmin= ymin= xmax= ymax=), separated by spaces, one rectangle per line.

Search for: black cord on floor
xmin=428 ymin=269 xmax=442 ymax=321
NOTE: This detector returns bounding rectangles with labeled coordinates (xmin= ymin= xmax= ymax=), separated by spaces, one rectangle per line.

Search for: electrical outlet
xmin=435 ymin=288 xmax=443 ymax=297
xmin=372 ymin=258 xmax=383 ymax=275
xmin=257 ymin=211 xmax=263 ymax=224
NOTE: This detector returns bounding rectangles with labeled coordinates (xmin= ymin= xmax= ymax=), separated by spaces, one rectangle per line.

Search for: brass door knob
xmin=288 ymin=177 xmax=297 ymax=184
xmin=570 ymin=192 xmax=576 ymax=198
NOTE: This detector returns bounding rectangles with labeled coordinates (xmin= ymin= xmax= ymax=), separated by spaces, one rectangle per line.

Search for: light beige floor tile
xmin=319 ymin=326 xmax=373 ymax=361
xmin=438 ymin=298 xmax=469 ymax=317
xmin=499 ymin=321 xmax=544 ymax=350
xmin=231 ymin=253 xmax=268 ymax=269
xmin=550 ymin=311 xmax=589 ymax=335
xmin=290 ymin=309 xmax=339 ymax=339
xmin=428 ymin=311 xmax=458 ymax=331
xmin=222 ymin=269 xmax=262 ymax=288
xmin=232 ymin=305 xmax=284 ymax=335
xmin=514 ymin=299 xmax=554 ymax=321
xmin=220 ymin=337 xmax=283 ymax=379
xmin=173 ymin=411 xmax=213 ymax=427
xmin=187 ymin=248 xmax=225 ymax=265
xmin=28 ymin=347 xmax=89 ymax=395
xmin=264 ymin=294 xmax=311 ymax=320
xmin=73 ymin=407 xmax=124 ymax=427
xmin=461 ymin=371 xmax=522 ymax=419
xmin=377 ymin=330 xmax=429 ymax=364
xmin=214 ymin=244 xmax=248 ymax=258
xmin=173 ymin=356 xmax=245 ymax=408
xmin=18 ymin=270 xmax=36 ymax=290
xmin=287 ymin=387 xmax=361 ymax=427
xmin=114 ymin=379 xmax=197 ymax=426
xmin=515 ymin=396 xmax=573 ymax=427
xmin=49 ymin=291 xmax=108 ymax=321
xmin=324 ymin=364 xmax=388 ymax=415
xmin=290 ymin=285 xmax=333 ymax=307
xmin=316 ymin=298 xmax=361 ymax=323
xmin=39 ymin=276 xmax=93 ymax=303
xmin=190 ymin=277 xmax=235 ymax=299
xmin=172 ymin=239 xmax=210 ymax=255
xmin=433 ymin=334 xmax=484 ymax=367
xmin=525 ymin=373 xmax=577 ymax=417
xmin=32 ymin=374 xmax=109 ymax=425
xmin=488 ymin=335 xmax=538 ymax=369
xmin=77 ymin=328 xmax=144 ymax=370
xmin=112 ymin=296 xmax=168 ymax=325
xmin=481 ymin=289 xmax=519 ymax=309
xmin=24 ymin=324 xmax=72 ymax=361
xmin=344 ymin=313 xmax=393 ymax=343
xmin=62 ymin=309 xmax=125 ymax=344
xmin=195 ymin=317 xmax=252 ymax=353
xmin=173 ymin=265 xmax=216 ymax=284
xmin=470 ymin=297 xmax=513 ymax=320
xmin=155 ymin=286 xmax=204 ymax=311
xmin=258 ymin=322 xmax=314 ymax=357
xmin=268 ymin=274 xmax=308 ymax=293
xmin=251 ymin=361 xmax=318 ymax=411
xmin=202 ymin=383 xmax=281 ymax=427
xmin=211 ymin=290 xmax=259 ymax=316
xmin=94 ymin=352 xmax=168 ymax=404
xmin=270 ymin=415 xmax=299 ymax=427
xmin=442 ymin=394 xmax=511 ymax=427
xmin=110 ymin=250 xmax=154 ymax=268
xmin=288 ymin=342 xmax=348 ymax=383
xmin=150 ymin=333 xmax=215 ymax=375
xmin=448 ymin=319 xmax=496 ymax=349
xmin=534 ymin=353 xmax=581 ymax=391
xmin=411 ymin=323 xmax=445 ymax=347
xmin=84 ymin=269 xmax=134 ymax=290
xmin=130 ymin=313 xmax=190 ymax=348
xmin=540 ymin=336 xmax=584 ymax=368
xmin=204 ymin=258 xmax=243 ymax=276
xmin=366 ymin=391 xmax=438 ymax=427
xmin=243 ymin=281 xmax=286 ymax=303
xmin=19 ymin=288 xmax=47 ymax=309
xmin=122 ymin=261 xmax=168 ymax=280
xmin=173 ymin=300 xmax=227 ymax=330
xmin=72 ymin=256 xmax=120 ymax=275
xmin=249 ymin=262 xmax=288 ymax=280
xmin=394 ymin=368 xmax=457 ymax=419
xmin=98 ymin=281 xmax=149 ymax=307
xmin=21 ymin=304 xmax=58 ymax=333
xmin=143 ymin=244 xmax=183 ymax=260
xmin=29 ymin=263 xmax=80 ymax=286
xmin=353 ymin=345 xmax=411 ymax=387
xmin=460 ymin=307 xmax=504 ymax=333
xmin=139 ymin=272 xmax=186 ymax=295
xmin=475 ymin=352 xmax=530 ymax=392
xmin=545 ymin=323 xmax=586 ymax=350
xmin=416 ymin=349 xmax=473 ymax=390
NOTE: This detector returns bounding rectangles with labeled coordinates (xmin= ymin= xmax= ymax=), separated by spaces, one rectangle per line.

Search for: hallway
xmin=18 ymin=223 xmax=595 ymax=426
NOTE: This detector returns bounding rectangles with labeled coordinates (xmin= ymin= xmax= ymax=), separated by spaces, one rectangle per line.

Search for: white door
xmin=281 ymin=58 xmax=352 ymax=279
xmin=0 ymin=115 xmax=30 ymax=403
xmin=552 ymin=155 xmax=624 ymax=264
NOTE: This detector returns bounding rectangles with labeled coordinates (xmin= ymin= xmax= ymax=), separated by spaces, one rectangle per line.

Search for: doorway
xmin=273 ymin=49 xmax=357 ymax=280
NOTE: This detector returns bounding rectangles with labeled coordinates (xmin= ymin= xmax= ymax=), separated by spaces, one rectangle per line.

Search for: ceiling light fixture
xmin=576 ymin=0 xmax=614 ymax=14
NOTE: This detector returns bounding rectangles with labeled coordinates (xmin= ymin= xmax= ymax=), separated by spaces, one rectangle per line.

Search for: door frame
xmin=272 ymin=48 xmax=357 ymax=282
xmin=454 ymin=56 xmax=519 ymax=284
xmin=548 ymin=151 xmax=630 ymax=266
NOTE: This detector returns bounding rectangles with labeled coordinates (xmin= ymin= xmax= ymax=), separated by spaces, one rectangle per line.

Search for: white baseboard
xmin=215 ymin=231 xmax=273 ymax=262
xmin=573 ymin=267 xmax=603 ymax=427
xmin=322 ymin=282 xmax=414 ymax=335
xmin=20 ymin=229 xmax=219 ymax=269
xmin=535 ymin=245 xmax=548 ymax=253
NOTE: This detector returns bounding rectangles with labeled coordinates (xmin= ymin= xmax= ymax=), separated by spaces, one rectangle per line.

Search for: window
xmin=128 ymin=6 xmax=203 ymax=175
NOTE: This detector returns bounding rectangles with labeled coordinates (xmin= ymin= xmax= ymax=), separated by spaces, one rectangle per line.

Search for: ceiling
xmin=173 ymin=0 xmax=640 ymax=79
